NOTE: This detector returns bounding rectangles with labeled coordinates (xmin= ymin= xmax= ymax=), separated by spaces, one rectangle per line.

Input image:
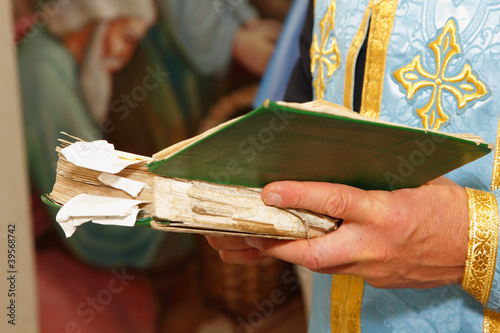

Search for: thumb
xmin=262 ymin=181 xmax=381 ymax=222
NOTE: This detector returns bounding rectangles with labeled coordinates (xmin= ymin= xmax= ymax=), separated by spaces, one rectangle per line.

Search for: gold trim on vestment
xmin=330 ymin=275 xmax=364 ymax=333
xmin=329 ymin=1 xmax=398 ymax=331
xmin=316 ymin=0 xmax=500 ymax=331
xmin=343 ymin=6 xmax=372 ymax=109
xmin=484 ymin=308 xmax=500 ymax=333
xmin=463 ymin=188 xmax=499 ymax=306
xmin=491 ymin=117 xmax=500 ymax=191
xmin=359 ymin=0 xmax=399 ymax=119
xmin=484 ymin=114 xmax=500 ymax=331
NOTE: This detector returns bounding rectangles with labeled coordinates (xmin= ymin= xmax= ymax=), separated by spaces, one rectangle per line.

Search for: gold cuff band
xmin=462 ymin=188 xmax=499 ymax=306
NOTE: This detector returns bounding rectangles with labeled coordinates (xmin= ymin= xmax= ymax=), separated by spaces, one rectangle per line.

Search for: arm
xmin=158 ymin=0 xmax=280 ymax=76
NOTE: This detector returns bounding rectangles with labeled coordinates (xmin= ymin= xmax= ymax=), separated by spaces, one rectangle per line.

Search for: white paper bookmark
xmin=98 ymin=173 xmax=146 ymax=198
xmin=56 ymin=194 xmax=145 ymax=237
xmin=61 ymin=140 xmax=145 ymax=174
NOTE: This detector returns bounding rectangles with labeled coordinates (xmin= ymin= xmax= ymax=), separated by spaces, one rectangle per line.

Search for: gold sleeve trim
xmin=484 ymin=308 xmax=500 ymax=333
xmin=330 ymin=275 xmax=364 ymax=333
xmin=343 ymin=7 xmax=372 ymax=110
xmin=462 ymin=188 xmax=499 ymax=306
xmin=360 ymin=0 xmax=399 ymax=119
xmin=491 ymin=116 xmax=500 ymax=191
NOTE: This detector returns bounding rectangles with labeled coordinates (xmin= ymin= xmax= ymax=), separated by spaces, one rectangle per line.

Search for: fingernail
xmin=264 ymin=192 xmax=282 ymax=206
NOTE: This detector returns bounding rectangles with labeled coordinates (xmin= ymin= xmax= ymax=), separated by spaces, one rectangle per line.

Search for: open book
xmin=44 ymin=100 xmax=492 ymax=239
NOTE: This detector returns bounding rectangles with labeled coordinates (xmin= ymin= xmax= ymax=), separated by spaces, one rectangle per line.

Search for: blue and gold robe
xmin=305 ymin=0 xmax=500 ymax=331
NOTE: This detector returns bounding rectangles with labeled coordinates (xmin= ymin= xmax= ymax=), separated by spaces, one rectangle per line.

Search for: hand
xmin=232 ymin=18 xmax=282 ymax=77
xmin=207 ymin=177 xmax=469 ymax=289
xmin=205 ymin=235 xmax=270 ymax=264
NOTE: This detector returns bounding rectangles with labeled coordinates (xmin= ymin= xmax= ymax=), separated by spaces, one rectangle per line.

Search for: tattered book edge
xmin=41 ymin=194 xmax=306 ymax=239
xmin=149 ymin=220 xmax=302 ymax=240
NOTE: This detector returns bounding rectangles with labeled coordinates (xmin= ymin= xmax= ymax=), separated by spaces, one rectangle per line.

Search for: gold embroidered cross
xmin=393 ymin=19 xmax=488 ymax=130
xmin=310 ymin=2 xmax=340 ymax=100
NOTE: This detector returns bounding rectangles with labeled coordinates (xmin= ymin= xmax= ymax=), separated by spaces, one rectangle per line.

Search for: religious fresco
xmin=13 ymin=0 xmax=297 ymax=332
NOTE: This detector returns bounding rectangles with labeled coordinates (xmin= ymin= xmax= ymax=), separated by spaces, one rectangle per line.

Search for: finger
xmin=245 ymin=227 xmax=363 ymax=272
xmin=262 ymin=181 xmax=383 ymax=223
xmin=205 ymin=235 xmax=251 ymax=251
xmin=218 ymin=249 xmax=270 ymax=264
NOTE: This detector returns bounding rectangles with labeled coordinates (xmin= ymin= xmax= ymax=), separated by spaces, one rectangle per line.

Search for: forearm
xmin=158 ymin=0 xmax=258 ymax=76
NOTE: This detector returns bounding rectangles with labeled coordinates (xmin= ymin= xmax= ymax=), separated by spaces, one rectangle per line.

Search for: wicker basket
xmin=197 ymin=236 xmax=297 ymax=318
xmin=195 ymin=84 xmax=299 ymax=317
xmin=197 ymin=85 xmax=258 ymax=134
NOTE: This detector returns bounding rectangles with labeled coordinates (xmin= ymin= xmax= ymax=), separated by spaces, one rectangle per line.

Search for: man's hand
xmin=206 ymin=177 xmax=469 ymax=289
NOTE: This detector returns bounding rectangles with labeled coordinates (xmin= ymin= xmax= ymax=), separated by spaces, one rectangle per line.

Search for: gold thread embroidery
xmin=343 ymin=6 xmax=372 ymax=110
xmin=359 ymin=0 xmax=399 ymax=119
xmin=310 ymin=1 xmax=341 ymax=100
xmin=463 ymin=188 xmax=499 ymax=306
xmin=330 ymin=275 xmax=364 ymax=333
xmin=330 ymin=2 xmax=398 ymax=331
xmin=319 ymin=1 xmax=499 ymax=331
xmin=486 ymin=45 xmax=500 ymax=329
xmin=393 ymin=19 xmax=488 ymax=130
xmin=484 ymin=116 xmax=500 ymax=331
xmin=484 ymin=308 xmax=500 ymax=332
xmin=491 ymin=117 xmax=500 ymax=191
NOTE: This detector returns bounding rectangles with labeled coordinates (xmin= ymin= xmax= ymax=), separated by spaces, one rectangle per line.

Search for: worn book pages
xmin=46 ymin=144 xmax=339 ymax=239
xmin=153 ymin=177 xmax=337 ymax=238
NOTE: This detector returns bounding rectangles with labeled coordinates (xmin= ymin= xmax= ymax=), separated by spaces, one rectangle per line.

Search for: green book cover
xmin=147 ymin=100 xmax=493 ymax=191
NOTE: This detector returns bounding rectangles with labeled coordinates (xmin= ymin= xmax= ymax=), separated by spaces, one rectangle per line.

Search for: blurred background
xmin=6 ymin=0 xmax=312 ymax=332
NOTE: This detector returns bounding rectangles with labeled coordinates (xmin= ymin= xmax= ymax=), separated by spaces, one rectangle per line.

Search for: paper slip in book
xmin=44 ymin=100 xmax=493 ymax=239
